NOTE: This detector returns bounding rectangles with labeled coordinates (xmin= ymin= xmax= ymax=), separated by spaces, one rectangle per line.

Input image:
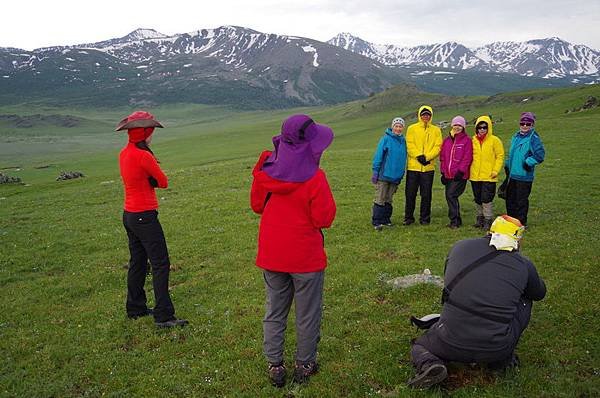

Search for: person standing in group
xmin=117 ymin=111 xmax=188 ymax=328
xmin=504 ymin=112 xmax=545 ymax=227
xmin=469 ymin=116 xmax=505 ymax=231
xmin=404 ymin=106 xmax=443 ymax=225
xmin=439 ymin=116 xmax=473 ymax=228
xmin=371 ymin=117 xmax=407 ymax=230
xmin=250 ymin=114 xmax=336 ymax=388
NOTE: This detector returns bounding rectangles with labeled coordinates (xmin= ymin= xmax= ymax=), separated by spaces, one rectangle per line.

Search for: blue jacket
xmin=372 ymin=128 xmax=407 ymax=184
xmin=505 ymin=129 xmax=545 ymax=182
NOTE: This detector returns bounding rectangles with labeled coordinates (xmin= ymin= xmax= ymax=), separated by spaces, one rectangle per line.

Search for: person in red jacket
xmin=250 ymin=114 xmax=336 ymax=387
xmin=117 ymin=111 xmax=187 ymax=328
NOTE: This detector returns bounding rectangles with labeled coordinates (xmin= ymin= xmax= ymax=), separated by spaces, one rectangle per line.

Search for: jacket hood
xmin=418 ymin=105 xmax=434 ymax=126
xmin=475 ymin=115 xmax=494 ymax=137
xmin=385 ymin=127 xmax=404 ymax=139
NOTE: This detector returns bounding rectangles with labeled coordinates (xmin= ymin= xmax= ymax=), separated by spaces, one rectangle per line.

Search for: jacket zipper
xmin=448 ymin=137 xmax=456 ymax=176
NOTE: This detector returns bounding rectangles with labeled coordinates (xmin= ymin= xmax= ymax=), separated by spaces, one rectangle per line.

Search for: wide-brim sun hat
xmin=280 ymin=114 xmax=334 ymax=154
xmin=262 ymin=114 xmax=334 ymax=182
xmin=115 ymin=111 xmax=164 ymax=131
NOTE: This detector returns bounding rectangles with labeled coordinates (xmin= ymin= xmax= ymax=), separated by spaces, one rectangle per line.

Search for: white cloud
xmin=1 ymin=0 xmax=599 ymax=50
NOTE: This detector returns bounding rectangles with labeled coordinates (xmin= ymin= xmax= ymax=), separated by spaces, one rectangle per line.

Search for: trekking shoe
xmin=407 ymin=363 xmax=447 ymax=389
xmin=403 ymin=219 xmax=415 ymax=226
xmin=374 ymin=224 xmax=384 ymax=231
xmin=127 ymin=308 xmax=153 ymax=319
xmin=293 ymin=361 xmax=319 ymax=384
xmin=482 ymin=218 xmax=494 ymax=231
xmin=155 ymin=318 xmax=189 ymax=328
xmin=268 ymin=362 xmax=286 ymax=388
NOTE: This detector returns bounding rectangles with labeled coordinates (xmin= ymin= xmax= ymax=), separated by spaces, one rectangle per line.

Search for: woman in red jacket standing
xmin=117 ymin=111 xmax=187 ymax=328
xmin=250 ymin=114 xmax=336 ymax=387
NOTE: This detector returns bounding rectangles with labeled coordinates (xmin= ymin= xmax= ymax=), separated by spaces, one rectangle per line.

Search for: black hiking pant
xmin=471 ymin=181 xmax=497 ymax=205
xmin=445 ymin=179 xmax=467 ymax=226
xmin=404 ymin=171 xmax=434 ymax=224
xmin=123 ymin=210 xmax=175 ymax=322
xmin=410 ymin=298 xmax=533 ymax=371
xmin=505 ymin=180 xmax=533 ymax=226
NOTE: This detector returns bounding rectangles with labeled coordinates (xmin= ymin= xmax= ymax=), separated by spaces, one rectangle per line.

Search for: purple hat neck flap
xmin=262 ymin=114 xmax=334 ymax=182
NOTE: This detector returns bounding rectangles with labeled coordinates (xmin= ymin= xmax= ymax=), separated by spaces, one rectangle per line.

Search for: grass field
xmin=1 ymin=85 xmax=599 ymax=397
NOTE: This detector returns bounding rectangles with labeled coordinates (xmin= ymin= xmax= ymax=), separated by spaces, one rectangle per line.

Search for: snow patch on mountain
xmin=328 ymin=33 xmax=600 ymax=79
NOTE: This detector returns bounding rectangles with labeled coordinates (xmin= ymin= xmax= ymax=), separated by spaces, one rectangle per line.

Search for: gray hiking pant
xmin=262 ymin=270 xmax=324 ymax=365
xmin=374 ymin=180 xmax=398 ymax=205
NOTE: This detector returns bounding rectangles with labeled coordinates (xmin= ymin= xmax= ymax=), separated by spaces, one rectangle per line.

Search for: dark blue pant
xmin=123 ymin=210 xmax=175 ymax=322
xmin=411 ymin=298 xmax=533 ymax=370
xmin=404 ymin=171 xmax=434 ymax=224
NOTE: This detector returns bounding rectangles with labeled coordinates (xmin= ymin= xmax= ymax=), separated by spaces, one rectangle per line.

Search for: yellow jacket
xmin=405 ymin=105 xmax=443 ymax=172
xmin=469 ymin=116 xmax=505 ymax=182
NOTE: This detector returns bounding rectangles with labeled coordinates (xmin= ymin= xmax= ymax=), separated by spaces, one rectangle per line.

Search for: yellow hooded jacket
xmin=469 ymin=115 xmax=505 ymax=182
xmin=405 ymin=105 xmax=443 ymax=172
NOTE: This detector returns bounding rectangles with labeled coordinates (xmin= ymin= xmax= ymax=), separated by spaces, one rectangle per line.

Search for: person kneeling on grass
xmin=370 ymin=117 xmax=407 ymax=230
xmin=407 ymin=215 xmax=546 ymax=389
xmin=250 ymin=114 xmax=337 ymax=387
xmin=117 ymin=111 xmax=188 ymax=328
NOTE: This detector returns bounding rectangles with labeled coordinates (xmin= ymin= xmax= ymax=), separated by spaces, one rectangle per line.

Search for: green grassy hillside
xmin=1 ymin=84 xmax=599 ymax=397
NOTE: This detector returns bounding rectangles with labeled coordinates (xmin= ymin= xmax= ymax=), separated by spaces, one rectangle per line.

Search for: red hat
xmin=115 ymin=111 xmax=163 ymax=131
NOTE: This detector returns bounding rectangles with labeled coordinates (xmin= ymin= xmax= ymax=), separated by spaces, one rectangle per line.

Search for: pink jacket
xmin=440 ymin=131 xmax=473 ymax=179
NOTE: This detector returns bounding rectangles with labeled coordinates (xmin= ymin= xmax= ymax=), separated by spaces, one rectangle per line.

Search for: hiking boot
xmin=407 ymin=363 xmax=447 ymax=389
xmin=155 ymin=318 xmax=189 ymax=328
xmin=473 ymin=215 xmax=484 ymax=228
xmin=374 ymin=224 xmax=384 ymax=231
xmin=482 ymin=218 xmax=493 ymax=232
xmin=268 ymin=362 xmax=286 ymax=388
xmin=293 ymin=361 xmax=319 ymax=384
xmin=127 ymin=308 xmax=153 ymax=319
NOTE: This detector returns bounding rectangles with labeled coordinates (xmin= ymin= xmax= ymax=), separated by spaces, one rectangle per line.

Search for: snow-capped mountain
xmin=474 ymin=37 xmax=599 ymax=77
xmin=0 ymin=26 xmax=404 ymax=108
xmin=328 ymin=34 xmax=600 ymax=78
xmin=1 ymin=27 xmax=599 ymax=109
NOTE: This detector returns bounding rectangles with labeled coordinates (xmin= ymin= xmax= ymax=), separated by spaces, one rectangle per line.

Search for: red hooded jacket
xmin=251 ymin=151 xmax=336 ymax=273
xmin=119 ymin=142 xmax=168 ymax=212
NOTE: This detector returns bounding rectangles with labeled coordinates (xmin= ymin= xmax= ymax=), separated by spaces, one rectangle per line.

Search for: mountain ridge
xmin=1 ymin=26 xmax=598 ymax=109
xmin=328 ymin=33 xmax=600 ymax=79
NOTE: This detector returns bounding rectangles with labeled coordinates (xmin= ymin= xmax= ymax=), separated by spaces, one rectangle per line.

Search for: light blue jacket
xmin=372 ymin=128 xmax=407 ymax=184
xmin=505 ymin=129 xmax=545 ymax=182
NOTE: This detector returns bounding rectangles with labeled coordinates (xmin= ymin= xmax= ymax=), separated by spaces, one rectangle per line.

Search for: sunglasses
xmin=520 ymin=122 xmax=532 ymax=127
xmin=477 ymin=126 xmax=488 ymax=130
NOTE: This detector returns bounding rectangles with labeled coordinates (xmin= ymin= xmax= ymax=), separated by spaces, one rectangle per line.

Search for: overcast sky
xmin=2 ymin=0 xmax=600 ymax=50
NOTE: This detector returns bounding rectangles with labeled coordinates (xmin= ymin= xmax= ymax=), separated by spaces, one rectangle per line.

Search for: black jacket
xmin=436 ymin=237 xmax=546 ymax=352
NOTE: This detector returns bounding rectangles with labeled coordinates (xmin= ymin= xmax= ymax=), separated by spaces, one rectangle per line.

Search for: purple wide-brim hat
xmin=262 ymin=114 xmax=334 ymax=182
